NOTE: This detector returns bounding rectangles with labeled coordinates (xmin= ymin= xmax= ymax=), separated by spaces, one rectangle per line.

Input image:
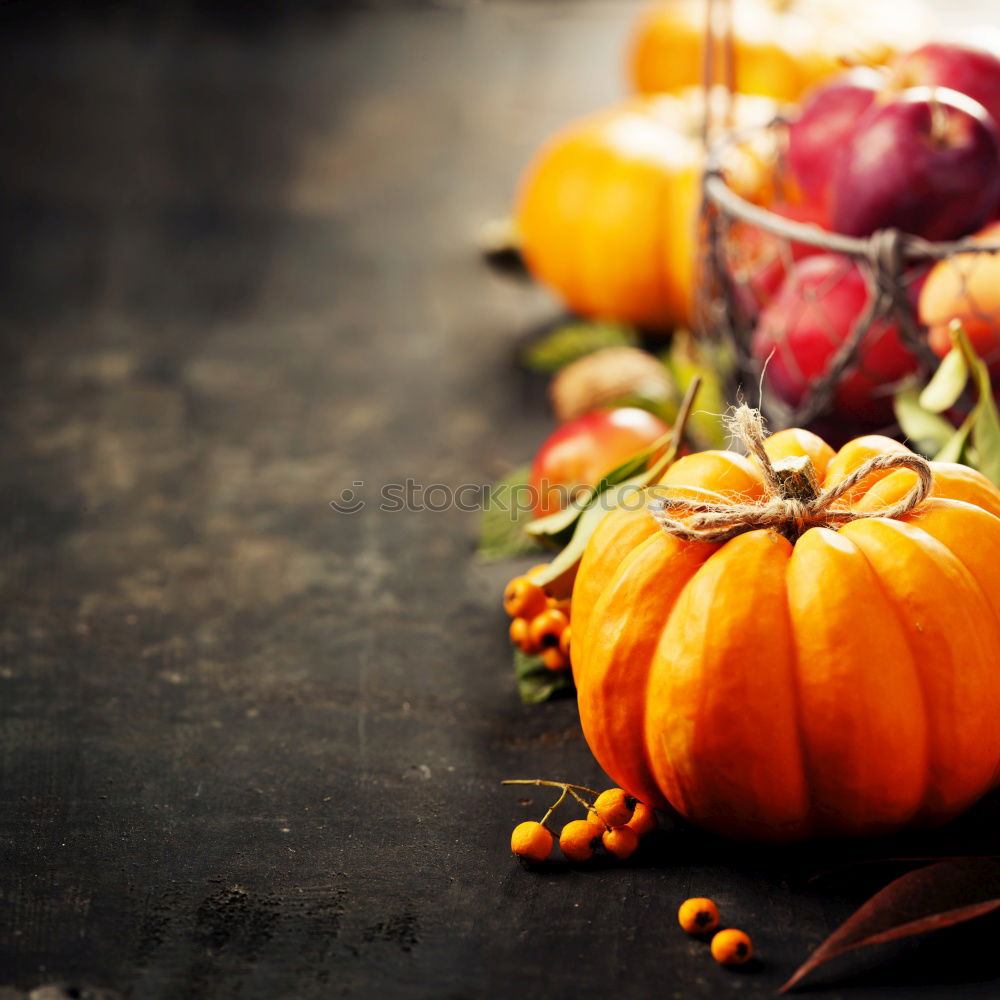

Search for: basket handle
xmin=701 ymin=0 xmax=736 ymax=147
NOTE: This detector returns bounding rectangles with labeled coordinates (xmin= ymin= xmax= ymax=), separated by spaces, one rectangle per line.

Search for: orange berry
xmin=528 ymin=608 xmax=569 ymax=651
xmin=541 ymin=647 xmax=569 ymax=672
xmin=560 ymin=819 xmax=600 ymax=862
xmin=586 ymin=808 xmax=606 ymax=835
xmin=678 ymin=897 xmax=719 ymax=935
xmin=546 ymin=596 xmax=572 ymax=615
xmin=711 ymin=928 xmax=752 ymax=965
xmin=503 ymin=577 xmax=547 ymax=620
xmin=558 ymin=624 xmax=571 ymax=658
xmin=602 ymin=825 xmax=640 ymax=860
xmin=626 ymin=801 xmax=657 ymax=836
xmin=593 ymin=787 xmax=636 ymax=828
xmin=510 ymin=821 xmax=552 ymax=862
xmin=509 ymin=617 xmax=533 ymax=651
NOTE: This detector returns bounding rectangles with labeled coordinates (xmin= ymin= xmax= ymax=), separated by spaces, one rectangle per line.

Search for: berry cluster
xmin=506 ymin=779 xmax=657 ymax=864
xmin=503 ymin=565 xmax=571 ymax=672
xmin=678 ymin=897 xmax=753 ymax=967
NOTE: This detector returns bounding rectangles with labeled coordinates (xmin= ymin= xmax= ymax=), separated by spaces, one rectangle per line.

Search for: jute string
xmin=647 ymin=405 xmax=934 ymax=543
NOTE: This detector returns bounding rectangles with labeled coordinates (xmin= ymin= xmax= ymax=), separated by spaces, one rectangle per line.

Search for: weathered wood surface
xmin=2 ymin=2 xmax=1000 ymax=997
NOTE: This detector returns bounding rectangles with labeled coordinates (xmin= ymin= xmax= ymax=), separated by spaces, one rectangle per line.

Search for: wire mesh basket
xmin=694 ymin=1 xmax=1000 ymax=434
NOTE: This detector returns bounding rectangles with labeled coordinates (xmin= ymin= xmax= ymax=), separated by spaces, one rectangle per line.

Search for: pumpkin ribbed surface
xmin=572 ymin=428 xmax=1000 ymax=841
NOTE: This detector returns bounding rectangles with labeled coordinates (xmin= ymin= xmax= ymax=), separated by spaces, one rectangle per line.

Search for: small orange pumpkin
xmin=515 ymin=89 xmax=777 ymax=330
xmin=571 ymin=417 xmax=1000 ymax=841
xmin=918 ymin=220 xmax=1000 ymax=363
xmin=629 ymin=0 xmax=933 ymax=103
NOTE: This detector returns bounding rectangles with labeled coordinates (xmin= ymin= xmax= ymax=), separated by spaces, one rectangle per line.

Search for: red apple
xmin=830 ymin=86 xmax=1000 ymax=241
xmin=892 ymin=43 xmax=1000 ymax=133
xmin=529 ymin=407 xmax=670 ymax=517
xmin=752 ymin=254 xmax=920 ymax=422
xmin=726 ymin=200 xmax=830 ymax=319
xmin=787 ymin=68 xmax=883 ymax=212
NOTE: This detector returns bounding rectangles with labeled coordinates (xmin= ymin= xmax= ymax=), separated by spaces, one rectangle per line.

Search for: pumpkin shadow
xmin=627 ymin=789 xmax=1000 ymax=893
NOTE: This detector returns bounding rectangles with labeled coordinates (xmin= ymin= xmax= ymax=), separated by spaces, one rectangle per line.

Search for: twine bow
xmin=647 ymin=405 xmax=934 ymax=543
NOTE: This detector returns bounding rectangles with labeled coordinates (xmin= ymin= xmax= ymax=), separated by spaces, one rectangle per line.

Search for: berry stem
xmin=501 ymin=778 xmax=602 ymax=798
xmin=565 ymin=786 xmax=601 ymax=816
xmin=539 ymin=785 xmax=568 ymax=829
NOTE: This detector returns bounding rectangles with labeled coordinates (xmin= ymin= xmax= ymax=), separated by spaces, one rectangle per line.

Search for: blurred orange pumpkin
xmin=629 ymin=0 xmax=933 ymax=103
xmin=515 ymin=88 xmax=777 ymax=330
xmin=918 ymin=220 xmax=1000 ymax=363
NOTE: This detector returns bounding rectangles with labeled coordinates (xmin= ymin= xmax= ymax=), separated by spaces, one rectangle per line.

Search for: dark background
xmin=3 ymin=1 xmax=1000 ymax=998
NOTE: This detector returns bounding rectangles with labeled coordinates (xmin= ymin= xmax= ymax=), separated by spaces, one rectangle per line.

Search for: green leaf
xmin=519 ymin=321 xmax=639 ymax=374
xmin=522 ymin=501 xmax=587 ymax=545
xmin=933 ymin=414 xmax=974 ymax=465
xmin=532 ymin=480 xmax=657 ymax=598
xmin=514 ymin=647 xmax=574 ymax=704
xmin=522 ymin=341 xmax=708 ymax=553
xmin=893 ymin=385 xmax=959 ymax=457
xmin=949 ymin=321 xmax=1000 ymax=487
xmin=919 ymin=347 xmax=968 ymax=413
xmin=588 ymin=431 xmax=676 ymax=492
xmin=664 ymin=329 xmax=729 ymax=450
xmin=530 ymin=377 xmax=702 ymax=598
xmin=478 ymin=465 xmax=546 ymax=561
xmin=971 ymin=396 xmax=1000 ymax=486
xmin=523 ymin=425 xmax=675 ymax=543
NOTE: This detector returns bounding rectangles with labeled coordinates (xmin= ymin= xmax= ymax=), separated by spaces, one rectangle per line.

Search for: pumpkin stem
xmin=772 ymin=455 xmax=821 ymax=505
xmin=647 ymin=403 xmax=933 ymax=544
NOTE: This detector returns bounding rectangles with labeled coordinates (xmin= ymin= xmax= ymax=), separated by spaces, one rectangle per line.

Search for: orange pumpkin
xmin=516 ymin=89 xmax=777 ymax=330
xmin=629 ymin=0 xmax=934 ymax=103
xmin=571 ymin=422 xmax=1000 ymax=841
xmin=918 ymin=220 xmax=1000 ymax=363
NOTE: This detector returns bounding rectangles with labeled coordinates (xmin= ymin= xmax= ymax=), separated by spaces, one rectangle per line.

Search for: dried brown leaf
xmin=782 ymin=858 xmax=1000 ymax=993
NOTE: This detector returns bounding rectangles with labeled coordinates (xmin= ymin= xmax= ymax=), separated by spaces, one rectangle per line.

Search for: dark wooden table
xmin=3 ymin=2 xmax=1000 ymax=997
